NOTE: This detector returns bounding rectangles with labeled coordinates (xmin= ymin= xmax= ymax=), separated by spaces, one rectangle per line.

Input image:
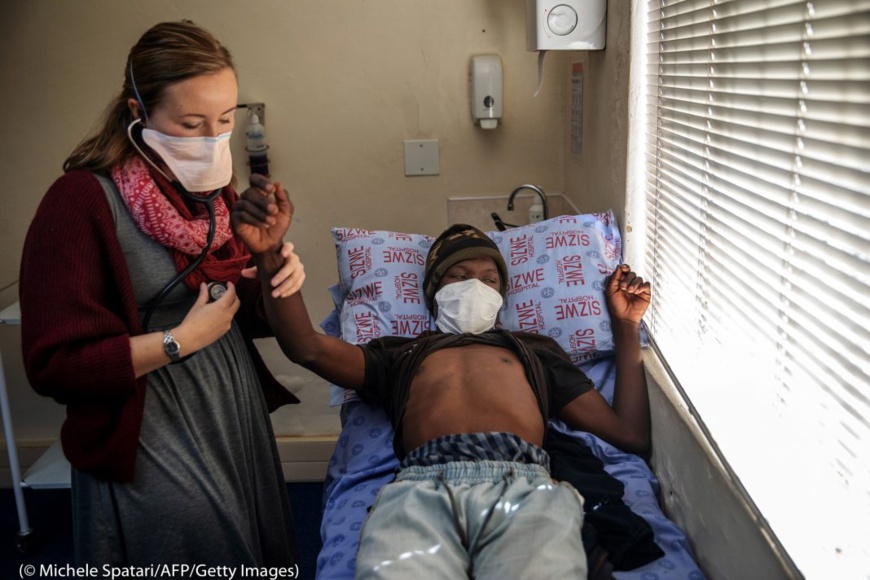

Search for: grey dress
xmin=71 ymin=175 xmax=297 ymax=566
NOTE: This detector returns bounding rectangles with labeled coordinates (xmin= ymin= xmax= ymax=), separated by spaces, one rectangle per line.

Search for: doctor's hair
xmin=63 ymin=20 xmax=236 ymax=175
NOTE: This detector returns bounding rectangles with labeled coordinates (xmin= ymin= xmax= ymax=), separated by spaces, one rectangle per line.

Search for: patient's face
xmin=439 ymin=257 xmax=501 ymax=293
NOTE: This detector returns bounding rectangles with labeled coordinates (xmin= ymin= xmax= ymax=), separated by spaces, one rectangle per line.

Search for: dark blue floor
xmin=1 ymin=483 xmax=324 ymax=580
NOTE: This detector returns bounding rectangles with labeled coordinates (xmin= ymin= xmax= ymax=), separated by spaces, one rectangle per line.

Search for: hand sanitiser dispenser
xmin=526 ymin=0 xmax=606 ymax=50
xmin=471 ymin=55 xmax=503 ymax=130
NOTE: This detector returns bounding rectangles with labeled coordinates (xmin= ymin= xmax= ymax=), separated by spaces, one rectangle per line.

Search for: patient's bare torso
xmin=402 ymin=343 xmax=545 ymax=451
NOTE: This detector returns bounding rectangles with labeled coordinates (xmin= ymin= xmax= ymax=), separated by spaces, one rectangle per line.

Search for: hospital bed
xmin=314 ymin=211 xmax=706 ymax=579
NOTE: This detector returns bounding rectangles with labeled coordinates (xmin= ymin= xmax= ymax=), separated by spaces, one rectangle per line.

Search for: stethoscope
xmin=127 ymin=64 xmax=227 ymax=330
xmin=141 ymin=183 xmax=224 ymax=331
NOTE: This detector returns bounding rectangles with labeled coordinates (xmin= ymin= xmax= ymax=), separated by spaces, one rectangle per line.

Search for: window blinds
xmin=643 ymin=0 xmax=869 ymax=576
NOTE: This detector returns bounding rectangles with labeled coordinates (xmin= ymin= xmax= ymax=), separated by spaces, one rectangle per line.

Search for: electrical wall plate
xmin=403 ymin=139 xmax=440 ymax=176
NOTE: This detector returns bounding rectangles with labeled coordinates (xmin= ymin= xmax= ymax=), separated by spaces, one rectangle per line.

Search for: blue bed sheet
xmin=316 ymin=355 xmax=706 ymax=579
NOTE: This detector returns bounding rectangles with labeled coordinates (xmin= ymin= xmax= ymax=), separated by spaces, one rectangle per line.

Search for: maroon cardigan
xmin=19 ymin=170 xmax=299 ymax=482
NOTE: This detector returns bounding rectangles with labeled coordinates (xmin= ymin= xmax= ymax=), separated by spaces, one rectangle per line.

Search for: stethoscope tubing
xmin=141 ymin=186 xmax=222 ymax=331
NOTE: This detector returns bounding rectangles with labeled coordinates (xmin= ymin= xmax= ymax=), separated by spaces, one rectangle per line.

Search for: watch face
xmin=164 ymin=331 xmax=180 ymax=360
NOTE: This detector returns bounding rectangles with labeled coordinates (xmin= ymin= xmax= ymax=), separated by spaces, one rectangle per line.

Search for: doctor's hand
xmin=605 ymin=265 xmax=651 ymax=326
xmin=174 ymin=282 xmax=241 ymax=355
xmin=232 ymin=174 xmax=293 ymax=255
xmin=241 ymin=242 xmax=306 ymax=298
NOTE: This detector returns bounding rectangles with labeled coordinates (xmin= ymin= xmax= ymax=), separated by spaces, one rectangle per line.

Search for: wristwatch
xmin=163 ymin=329 xmax=181 ymax=362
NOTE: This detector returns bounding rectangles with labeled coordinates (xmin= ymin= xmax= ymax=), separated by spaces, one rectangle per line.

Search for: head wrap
xmin=423 ymin=224 xmax=508 ymax=311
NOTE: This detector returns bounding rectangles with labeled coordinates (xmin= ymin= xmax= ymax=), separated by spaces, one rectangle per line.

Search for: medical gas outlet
xmin=245 ymin=112 xmax=269 ymax=177
xmin=471 ymin=55 xmax=503 ymax=130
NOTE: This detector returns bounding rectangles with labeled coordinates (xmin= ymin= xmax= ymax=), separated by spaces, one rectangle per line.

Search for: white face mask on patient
xmin=434 ymin=278 xmax=503 ymax=335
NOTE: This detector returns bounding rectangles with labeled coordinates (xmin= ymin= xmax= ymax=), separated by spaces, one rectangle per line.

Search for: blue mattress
xmin=316 ymin=355 xmax=706 ymax=579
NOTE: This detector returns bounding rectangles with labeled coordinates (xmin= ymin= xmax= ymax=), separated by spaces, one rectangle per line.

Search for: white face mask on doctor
xmin=434 ymin=278 xmax=504 ymax=335
xmin=127 ymin=118 xmax=233 ymax=192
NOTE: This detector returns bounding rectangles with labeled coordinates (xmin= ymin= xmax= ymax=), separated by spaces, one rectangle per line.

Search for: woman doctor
xmin=19 ymin=20 xmax=304 ymax=566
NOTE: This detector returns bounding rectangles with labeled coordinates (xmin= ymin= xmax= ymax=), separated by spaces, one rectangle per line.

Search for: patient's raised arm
xmin=558 ymin=265 xmax=652 ymax=455
xmin=606 ymin=265 xmax=651 ymax=452
xmin=232 ymin=178 xmax=366 ymax=391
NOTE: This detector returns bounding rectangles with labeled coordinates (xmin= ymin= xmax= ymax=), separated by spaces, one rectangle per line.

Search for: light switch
xmin=403 ymin=139 xmax=440 ymax=176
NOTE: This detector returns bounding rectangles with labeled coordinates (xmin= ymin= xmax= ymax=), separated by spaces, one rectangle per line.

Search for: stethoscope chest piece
xmin=207 ymin=281 xmax=227 ymax=302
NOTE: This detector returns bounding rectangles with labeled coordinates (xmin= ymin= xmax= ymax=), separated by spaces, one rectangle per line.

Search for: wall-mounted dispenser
xmin=471 ymin=55 xmax=503 ymax=130
xmin=526 ymin=0 xmax=606 ymax=51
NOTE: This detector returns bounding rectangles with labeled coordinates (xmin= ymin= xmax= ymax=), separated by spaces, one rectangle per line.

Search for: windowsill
xmin=643 ymin=348 xmax=801 ymax=580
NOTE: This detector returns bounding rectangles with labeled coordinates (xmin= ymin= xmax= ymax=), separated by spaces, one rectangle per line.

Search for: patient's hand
xmin=605 ymin=265 xmax=651 ymax=326
xmin=232 ymin=174 xmax=292 ymax=255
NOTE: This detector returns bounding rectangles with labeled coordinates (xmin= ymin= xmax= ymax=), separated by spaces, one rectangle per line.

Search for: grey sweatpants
xmin=354 ymin=460 xmax=587 ymax=579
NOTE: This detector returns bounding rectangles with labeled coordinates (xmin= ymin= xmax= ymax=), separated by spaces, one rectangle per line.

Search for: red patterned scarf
xmin=112 ymin=157 xmax=251 ymax=290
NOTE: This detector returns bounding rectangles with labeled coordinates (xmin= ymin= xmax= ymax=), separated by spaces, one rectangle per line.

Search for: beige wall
xmin=0 ymin=1 xmax=584 ymax=449
xmin=0 ymin=0 xmax=574 ymax=313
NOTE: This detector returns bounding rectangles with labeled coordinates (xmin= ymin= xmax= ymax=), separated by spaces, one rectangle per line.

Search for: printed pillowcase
xmin=326 ymin=229 xmax=435 ymax=404
xmin=490 ymin=211 xmax=622 ymax=362
xmin=328 ymin=211 xmax=622 ymax=404
xmin=331 ymin=228 xmax=436 ymax=343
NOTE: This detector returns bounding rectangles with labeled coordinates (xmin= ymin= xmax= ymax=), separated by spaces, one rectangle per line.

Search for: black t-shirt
xmin=357 ymin=329 xmax=594 ymax=457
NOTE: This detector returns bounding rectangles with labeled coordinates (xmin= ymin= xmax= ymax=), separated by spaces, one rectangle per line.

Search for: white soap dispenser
xmin=471 ymin=55 xmax=503 ymax=129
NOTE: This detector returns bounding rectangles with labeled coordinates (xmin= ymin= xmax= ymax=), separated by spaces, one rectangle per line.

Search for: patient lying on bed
xmin=233 ymin=187 xmax=651 ymax=579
